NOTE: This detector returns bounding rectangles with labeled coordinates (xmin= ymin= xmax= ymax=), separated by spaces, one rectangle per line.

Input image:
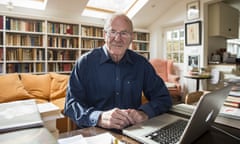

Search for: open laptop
xmin=123 ymin=85 xmax=232 ymax=144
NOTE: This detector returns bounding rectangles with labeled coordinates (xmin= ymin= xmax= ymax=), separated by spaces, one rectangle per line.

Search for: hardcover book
xmin=0 ymin=99 xmax=43 ymax=133
xmin=0 ymin=127 xmax=57 ymax=144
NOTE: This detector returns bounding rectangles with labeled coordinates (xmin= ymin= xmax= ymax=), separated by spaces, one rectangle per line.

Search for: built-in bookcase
xmin=47 ymin=21 xmax=80 ymax=73
xmin=131 ymin=31 xmax=150 ymax=59
xmin=0 ymin=15 xmax=3 ymax=73
xmin=80 ymin=25 xmax=105 ymax=55
xmin=4 ymin=16 xmax=45 ymax=73
xmin=0 ymin=15 xmax=150 ymax=74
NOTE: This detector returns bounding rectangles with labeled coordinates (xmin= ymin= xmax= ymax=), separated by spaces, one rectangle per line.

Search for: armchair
xmin=149 ymin=59 xmax=181 ymax=102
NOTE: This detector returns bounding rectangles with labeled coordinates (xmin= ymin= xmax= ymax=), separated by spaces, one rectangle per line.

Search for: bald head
xmin=104 ymin=13 xmax=133 ymax=33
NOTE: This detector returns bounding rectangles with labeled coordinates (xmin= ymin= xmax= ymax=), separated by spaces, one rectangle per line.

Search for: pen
xmin=111 ymin=137 xmax=119 ymax=144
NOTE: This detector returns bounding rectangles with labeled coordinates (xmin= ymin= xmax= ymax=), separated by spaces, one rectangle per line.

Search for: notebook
xmin=0 ymin=99 xmax=43 ymax=133
xmin=123 ymin=85 xmax=232 ymax=144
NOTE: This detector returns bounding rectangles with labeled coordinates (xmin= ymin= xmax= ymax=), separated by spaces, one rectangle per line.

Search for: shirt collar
xmin=100 ymin=45 xmax=134 ymax=65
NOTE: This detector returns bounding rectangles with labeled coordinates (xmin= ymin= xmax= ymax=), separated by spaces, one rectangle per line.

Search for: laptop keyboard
xmin=145 ymin=119 xmax=188 ymax=144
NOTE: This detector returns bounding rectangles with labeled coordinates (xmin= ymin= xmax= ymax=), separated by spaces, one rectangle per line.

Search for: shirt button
xmin=116 ymin=77 xmax=119 ymax=80
xmin=116 ymin=92 xmax=119 ymax=95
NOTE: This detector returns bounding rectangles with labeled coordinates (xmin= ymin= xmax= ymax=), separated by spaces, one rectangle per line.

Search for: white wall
xmin=147 ymin=0 xmax=220 ymax=96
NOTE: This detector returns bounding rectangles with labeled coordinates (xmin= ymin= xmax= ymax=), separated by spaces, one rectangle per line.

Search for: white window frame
xmin=163 ymin=26 xmax=184 ymax=64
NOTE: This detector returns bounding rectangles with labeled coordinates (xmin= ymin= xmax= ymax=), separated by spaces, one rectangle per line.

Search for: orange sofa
xmin=0 ymin=72 xmax=70 ymax=133
xmin=149 ymin=59 xmax=182 ymax=102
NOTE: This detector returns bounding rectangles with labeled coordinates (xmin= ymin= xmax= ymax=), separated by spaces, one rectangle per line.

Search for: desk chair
xmin=184 ymin=69 xmax=220 ymax=105
xmin=185 ymin=91 xmax=204 ymax=104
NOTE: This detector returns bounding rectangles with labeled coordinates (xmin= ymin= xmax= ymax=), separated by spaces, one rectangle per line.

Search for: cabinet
xmin=0 ymin=15 xmax=150 ymax=74
xmin=208 ymin=2 xmax=239 ymax=38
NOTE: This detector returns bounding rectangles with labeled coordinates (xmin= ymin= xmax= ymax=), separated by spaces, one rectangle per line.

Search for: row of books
xmin=6 ymin=63 xmax=45 ymax=73
xmin=81 ymin=26 xmax=103 ymax=37
xmin=6 ymin=33 xmax=43 ymax=47
xmin=224 ymin=88 xmax=240 ymax=108
xmin=48 ymin=63 xmax=74 ymax=72
xmin=133 ymin=32 xmax=150 ymax=41
xmin=5 ymin=48 xmax=78 ymax=61
xmin=5 ymin=17 xmax=44 ymax=32
xmin=131 ymin=42 xmax=148 ymax=51
xmin=6 ymin=48 xmax=45 ymax=61
xmin=0 ymin=16 xmax=3 ymax=29
xmin=0 ymin=32 xmax=3 ymax=45
xmin=48 ymin=36 xmax=79 ymax=48
xmin=48 ymin=50 xmax=78 ymax=61
xmin=81 ymin=39 xmax=105 ymax=48
xmin=47 ymin=22 xmax=79 ymax=35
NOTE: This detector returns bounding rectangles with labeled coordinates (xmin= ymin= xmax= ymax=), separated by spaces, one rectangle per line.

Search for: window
xmin=165 ymin=27 xmax=184 ymax=63
xmin=227 ymin=39 xmax=240 ymax=58
xmin=82 ymin=0 xmax=148 ymax=19
xmin=0 ymin=0 xmax=47 ymax=10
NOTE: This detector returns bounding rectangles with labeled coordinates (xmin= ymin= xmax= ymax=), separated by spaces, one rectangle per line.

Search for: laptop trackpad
xmin=124 ymin=113 xmax=183 ymax=136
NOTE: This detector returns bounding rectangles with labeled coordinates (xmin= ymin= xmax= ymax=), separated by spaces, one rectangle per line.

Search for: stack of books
xmin=0 ymin=99 xmax=58 ymax=144
xmin=224 ymin=86 xmax=240 ymax=108
xmin=219 ymin=85 xmax=240 ymax=120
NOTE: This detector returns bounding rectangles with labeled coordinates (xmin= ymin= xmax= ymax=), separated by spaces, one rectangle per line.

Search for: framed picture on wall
xmin=186 ymin=0 xmax=200 ymax=20
xmin=185 ymin=21 xmax=201 ymax=46
xmin=188 ymin=55 xmax=199 ymax=68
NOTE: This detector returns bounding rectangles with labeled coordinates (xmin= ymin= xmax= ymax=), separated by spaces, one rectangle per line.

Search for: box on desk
xmin=37 ymin=102 xmax=64 ymax=138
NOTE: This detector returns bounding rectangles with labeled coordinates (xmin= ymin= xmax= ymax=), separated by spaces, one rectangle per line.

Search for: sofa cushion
xmin=49 ymin=73 xmax=69 ymax=101
xmin=20 ymin=73 xmax=51 ymax=101
xmin=0 ymin=74 xmax=32 ymax=103
xmin=51 ymin=97 xmax=66 ymax=112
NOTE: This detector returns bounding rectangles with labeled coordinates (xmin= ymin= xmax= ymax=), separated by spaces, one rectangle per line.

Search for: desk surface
xmin=59 ymin=125 xmax=240 ymax=144
xmin=59 ymin=126 xmax=140 ymax=144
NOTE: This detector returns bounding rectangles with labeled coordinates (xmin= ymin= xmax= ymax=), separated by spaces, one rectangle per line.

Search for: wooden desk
xmin=59 ymin=127 xmax=140 ymax=144
xmin=184 ymin=75 xmax=211 ymax=91
xmin=59 ymin=124 xmax=240 ymax=144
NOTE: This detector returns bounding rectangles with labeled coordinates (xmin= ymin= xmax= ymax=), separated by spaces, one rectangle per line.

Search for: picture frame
xmin=185 ymin=21 xmax=201 ymax=46
xmin=188 ymin=55 xmax=199 ymax=68
xmin=186 ymin=0 xmax=200 ymax=20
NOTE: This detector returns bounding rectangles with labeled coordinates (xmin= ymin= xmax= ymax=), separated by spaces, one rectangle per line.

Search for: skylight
xmin=82 ymin=0 xmax=148 ymax=19
xmin=0 ymin=0 xmax=47 ymax=10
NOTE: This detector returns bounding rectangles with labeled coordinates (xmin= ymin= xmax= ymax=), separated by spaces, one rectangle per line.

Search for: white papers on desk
xmin=58 ymin=135 xmax=87 ymax=144
xmin=219 ymin=106 xmax=240 ymax=120
xmin=58 ymin=132 xmax=125 ymax=144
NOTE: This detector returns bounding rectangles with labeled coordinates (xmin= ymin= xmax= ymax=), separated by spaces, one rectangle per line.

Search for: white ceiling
xmin=0 ymin=0 xmax=239 ymax=29
xmin=0 ymin=0 xmax=179 ymax=29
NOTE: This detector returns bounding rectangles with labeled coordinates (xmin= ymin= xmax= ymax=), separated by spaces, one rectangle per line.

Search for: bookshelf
xmin=132 ymin=31 xmax=150 ymax=59
xmin=47 ymin=21 xmax=80 ymax=73
xmin=80 ymin=25 xmax=105 ymax=55
xmin=5 ymin=16 xmax=45 ymax=73
xmin=0 ymin=15 xmax=3 ymax=73
xmin=0 ymin=15 xmax=150 ymax=74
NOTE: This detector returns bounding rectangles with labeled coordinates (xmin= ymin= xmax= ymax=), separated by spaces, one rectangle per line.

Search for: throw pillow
xmin=49 ymin=72 xmax=69 ymax=100
xmin=0 ymin=73 xmax=32 ymax=103
xmin=20 ymin=73 xmax=51 ymax=101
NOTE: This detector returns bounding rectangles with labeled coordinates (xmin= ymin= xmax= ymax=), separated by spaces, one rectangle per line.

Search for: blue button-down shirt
xmin=64 ymin=46 xmax=172 ymax=128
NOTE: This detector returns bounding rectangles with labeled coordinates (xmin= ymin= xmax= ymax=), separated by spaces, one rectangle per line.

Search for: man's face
xmin=104 ymin=16 xmax=133 ymax=57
